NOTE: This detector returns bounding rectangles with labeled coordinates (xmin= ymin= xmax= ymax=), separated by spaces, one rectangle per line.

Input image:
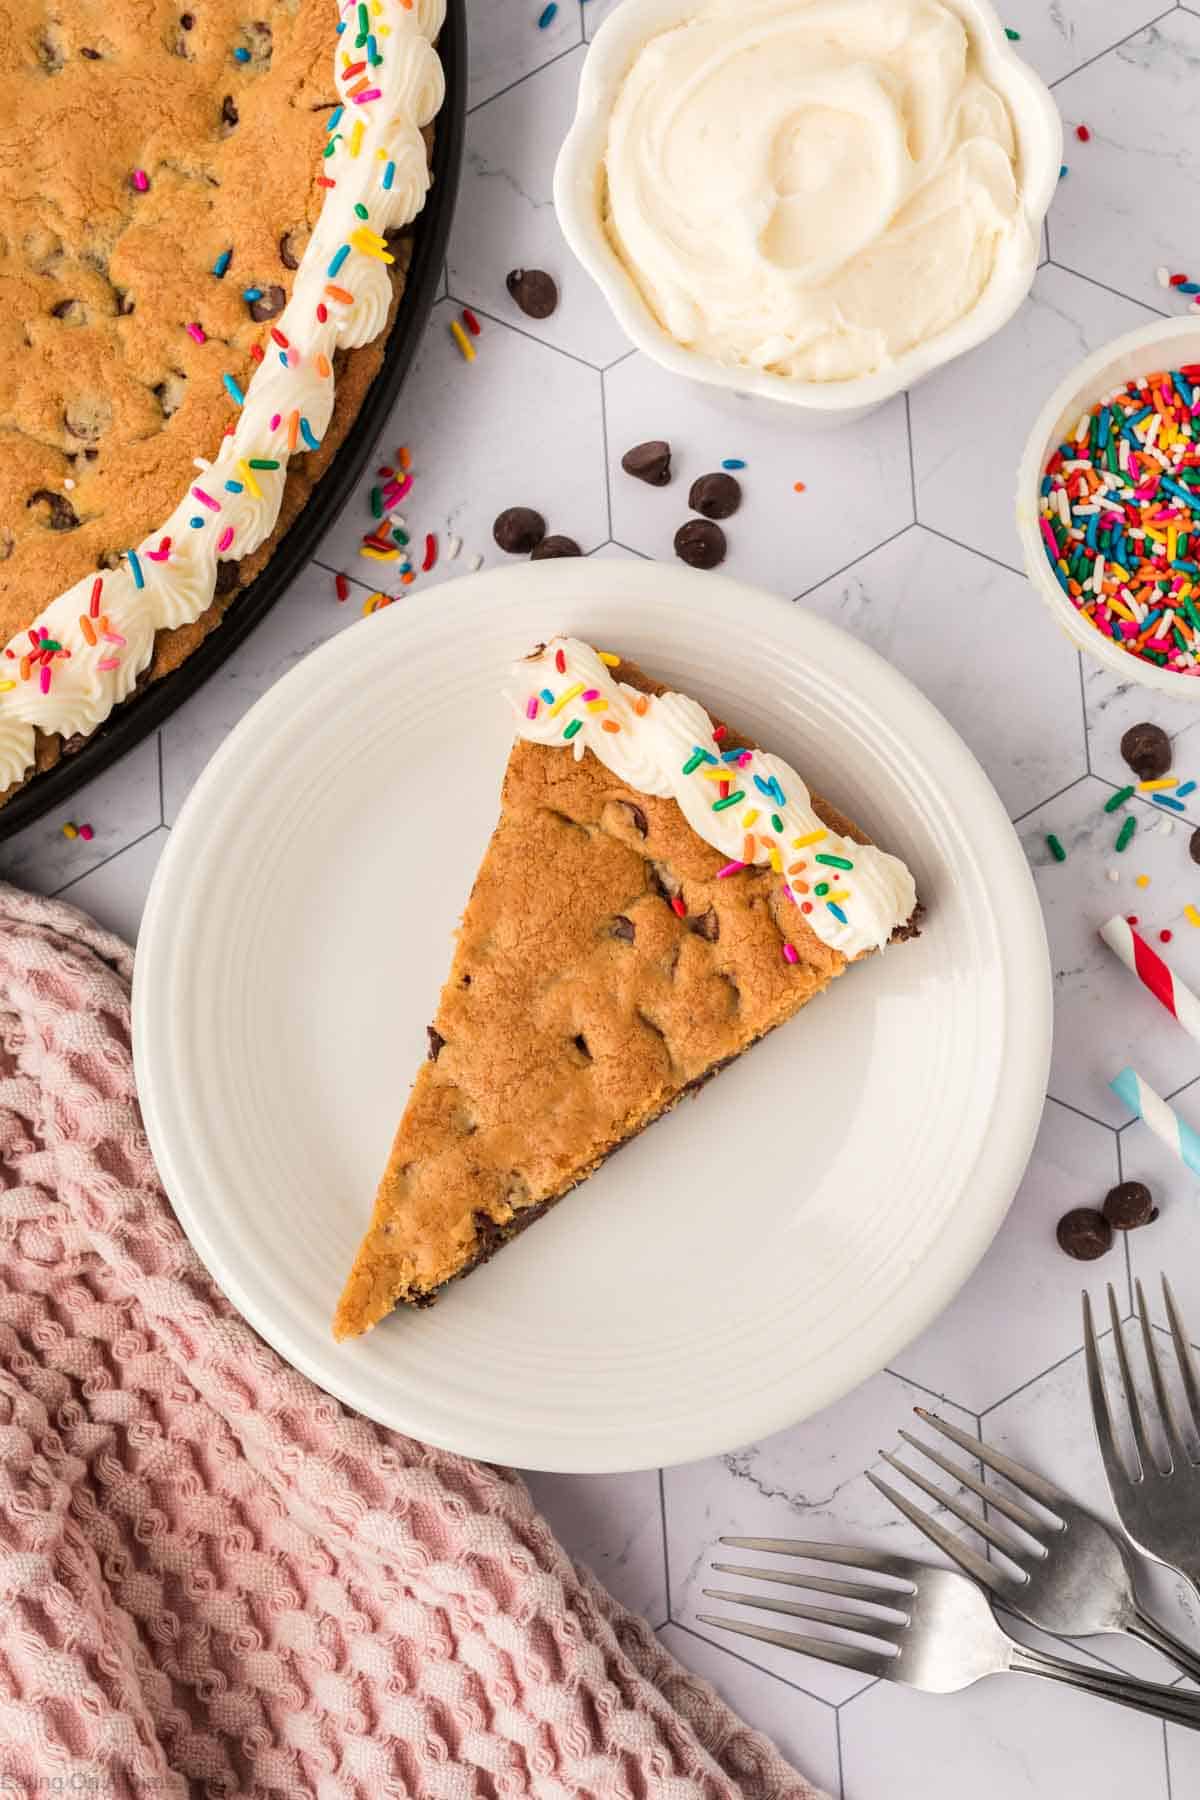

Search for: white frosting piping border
xmin=0 ymin=0 xmax=446 ymax=791
xmin=510 ymin=638 xmax=918 ymax=959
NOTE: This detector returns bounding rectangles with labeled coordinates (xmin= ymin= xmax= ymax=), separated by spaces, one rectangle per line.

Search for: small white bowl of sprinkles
xmin=1017 ymin=318 xmax=1200 ymax=696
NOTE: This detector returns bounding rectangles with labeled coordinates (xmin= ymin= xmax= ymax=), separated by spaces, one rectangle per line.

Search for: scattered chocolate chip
xmin=221 ymin=94 xmax=239 ymax=129
xmin=1102 ymin=1180 xmax=1156 ymax=1230
xmin=611 ymin=915 xmax=636 ymax=942
xmin=690 ymin=907 xmax=720 ymax=942
xmin=506 ymin=267 xmax=558 ymax=319
xmin=688 ymin=471 xmax=742 ymax=520
xmin=1191 ymin=828 xmax=1200 ymax=866
xmin=530 ymin=534 xmax=581 ymax=560
xmin=493 ymin=506 xmax=546 ymax=554
xmin=426 ymin=1026 xmax=445 ymax=1062
xmin=27 ymin=489 xmax=79 ymax=531
xmin=1120 ymin=721 xmax=1171 ymax=780
xmin=621 ymin=439 xmax=671 ymax=486
xmin=674 ymin=518 xmax=726 ymax=570
xmin=1056 ymin=1207 xmax=1113 ymax=1260
xmin=248 ymin=284 xmax=286 ymax=322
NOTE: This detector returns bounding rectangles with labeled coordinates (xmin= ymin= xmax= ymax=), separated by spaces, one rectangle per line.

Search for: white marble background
xmin=5 ymin=3 xmax=1200 ymax=1794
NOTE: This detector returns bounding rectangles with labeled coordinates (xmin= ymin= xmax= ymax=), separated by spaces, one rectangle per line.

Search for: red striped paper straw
xmin=1099 ymin=914 xmax=1200 ymax=1043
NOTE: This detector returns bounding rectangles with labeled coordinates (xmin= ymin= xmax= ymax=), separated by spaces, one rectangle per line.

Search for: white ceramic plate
xmin=134 ymin=560 xmax=1050 ymax=1473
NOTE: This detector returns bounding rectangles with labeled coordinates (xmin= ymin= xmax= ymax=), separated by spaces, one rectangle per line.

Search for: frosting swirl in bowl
xmin=602 ymin=0 xmax=1031 ymax=383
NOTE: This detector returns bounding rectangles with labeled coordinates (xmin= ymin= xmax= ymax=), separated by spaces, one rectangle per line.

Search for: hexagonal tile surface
xmin=466 ymin=0 xmax=582 ymax=112
xmin=314 ymin=298 xmax=607 ymax=586
xmin=604 ymin=352 xmax=912 ymax=595
xmin=889 ymin=1099 xmax=1122 ymax=1412
xmin=664 ymin=1369 xmax=982 ymax=1706
xmin=1001 ymin=0 xmax=1175 ymax=84
xmin=449 ymin=45 xmax=631 ymax=367
xmin=1125 ymin=1098 xmax=1200 ymax=1336
xmin=1051 ymin=13 xmax=1200 ymax=314
xmin=656 ymin=1623 xmax=842 ymax=1800
xmin=1084 ymin=660 xmax=1200 ymax=789
xmin=1016 ymin=776 xmax=1200 ymax=1121
xmin=524 ymin=1468 xmax=668 ymax=1624
xmin=54 ymin=826 xmax=170 ymax=946
xmin=910 ymin=264 xmax=1159 ymax=573
xmin=0 ymin=734 xmax=161 ymax=896
xmin=797 ymin=527 xmax=1087 ymax=819
xmin=839 ymin=1650 xmax=1169 ymax=1800
xmin=983 ymin=1330 xmax=1200 ymax=1683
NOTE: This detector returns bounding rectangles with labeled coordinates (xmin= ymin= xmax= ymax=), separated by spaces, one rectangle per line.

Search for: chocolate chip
xmin=50 ymin=298 xmax=83 ymax=323
xmin=688 ymin=472 xmax=741 ymax=520
xmin=426 ymin=1026 xmax=445 ymax=1062
xmin=221 ymin=94 xmax=239 ymax=129
xmin=80 ymin=45 xmax=100 ymax=58
xmin=648 ymin=860 xmax=680 ymax=901
xmin=611 ymin=915 xmax=636 ymax=942
xmin=690 ymin=907 xmax=720 ymax=942
xmin=1120 ymin=722 xmax=1171 ymax=780
xmin=27 ymin=489 xmax=79 ymax=531
xmin=621 ymin=440 xmax=671 ymax=486
xmin=530 ymin=534 xmax=581 ymax=560
xmin=248 ymin=284 xmax=286 ymax=322
xmin=279 ymin=229 xmax=305 ymax=270
xmin=180 ymin=11 xmax=194 ymax=25
xmin=1056 ymin=1207 xmax=1113 ymax=1260
xmin=674 ymin=518 xmax=726 ymax=570
xmin=1191 ymin=827 xmax=1200 ymax=866
xmin=214 ymin=560 xmax=240 ymax=598
xmin=572 ymin=1032 xmax=592 ymax=1061
xmin=624 ymin=802 xmax=648 ymax=837
xmin=1102 ymin=1180 xmax=1156 ymax=1230
xmin=493 ymin=506 xmax=546 ymax=554
xmin=506 ymin=267 xmax=558 ymax=319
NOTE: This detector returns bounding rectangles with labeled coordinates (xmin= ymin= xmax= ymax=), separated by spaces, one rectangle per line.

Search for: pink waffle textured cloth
xmin=0 ymin=882 xmax=823 ymax=1800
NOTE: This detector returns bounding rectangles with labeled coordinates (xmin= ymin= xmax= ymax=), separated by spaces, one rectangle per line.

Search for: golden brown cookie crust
xmin=0 ymin=4 xmax=433 ymax=803
xmin=333 ymin=654 xmax=919 ymax=1340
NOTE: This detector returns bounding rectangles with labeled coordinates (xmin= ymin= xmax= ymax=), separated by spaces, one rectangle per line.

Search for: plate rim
xmin=134 ymin=560 xmax=1052 ymax=1471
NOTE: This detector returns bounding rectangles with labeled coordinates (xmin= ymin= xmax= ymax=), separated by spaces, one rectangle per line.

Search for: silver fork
xmin=864 ymin=1404 xmax=1200 ymax=1682
xmin=1084 ymin=1276 xmax=1200 ymax=1600
xmin=700 ymin=1542 xmax=1200 ymax=1727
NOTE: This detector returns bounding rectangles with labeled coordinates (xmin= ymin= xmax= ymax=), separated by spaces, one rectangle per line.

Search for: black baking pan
xmin=0 ymin=0 xmax=466 ymax=845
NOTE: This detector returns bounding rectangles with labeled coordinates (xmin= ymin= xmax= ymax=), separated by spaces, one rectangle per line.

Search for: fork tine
xmin=1163 ymin=1276 xmax=1200 ymax=1448
xmin=718 ymin=1537 xmax=917 ymax=1586
xmin=702 ymin=1587 xmax=907 ymax=1643
xmin=896 ymin=1429 xmax=1047 ymax=1538
xmin=1135 ymin=1277 xmax=1183 ymax=1469
xmin=696 ymin=1613 xmax=892 ymax=1677
xmin=877 ymin=1449 xmax=1027 ymax=1564
xmin=864 ymin=1470 xmax=1007 ymax=1598
xmin=710 ymin=1562 xmax=908 ymax=1611
xmin=912 ymin=1408 xmax=1067 ymax=1514
xmin=1108 ymin=1280 xmax=1152 ymax=1478
xmin=1084 ymin=1288 xmax=1137 ymax=1489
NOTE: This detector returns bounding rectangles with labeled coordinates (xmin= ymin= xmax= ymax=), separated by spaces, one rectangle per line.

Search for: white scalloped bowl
xmin=1017 ymin=316 xmax=1200 ymax=698
xmin=553 ymin=0 xmax=1062 ymax=428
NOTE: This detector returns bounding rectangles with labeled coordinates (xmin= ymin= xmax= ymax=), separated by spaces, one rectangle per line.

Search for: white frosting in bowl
xmin=602 ymin=0 xmax=1032 ymax=383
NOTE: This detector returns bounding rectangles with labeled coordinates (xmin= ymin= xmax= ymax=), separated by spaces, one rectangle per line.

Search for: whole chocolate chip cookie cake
xmin=334 ymin=637 xmax=921 ymax=1339
xmin=0 ymin=0 xmax=445 ymax=804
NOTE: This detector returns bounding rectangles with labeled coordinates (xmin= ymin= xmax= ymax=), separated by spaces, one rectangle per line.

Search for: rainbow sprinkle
xmin=1039 ymin=369 xmax=1200 ymax=674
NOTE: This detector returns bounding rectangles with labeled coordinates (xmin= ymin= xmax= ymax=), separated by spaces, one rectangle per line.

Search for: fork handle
xmin=1010 ymin=1643 xmax=1200 ymax=1730
xmin=1127 ymin=1601 xmax=1200 ymax=1687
